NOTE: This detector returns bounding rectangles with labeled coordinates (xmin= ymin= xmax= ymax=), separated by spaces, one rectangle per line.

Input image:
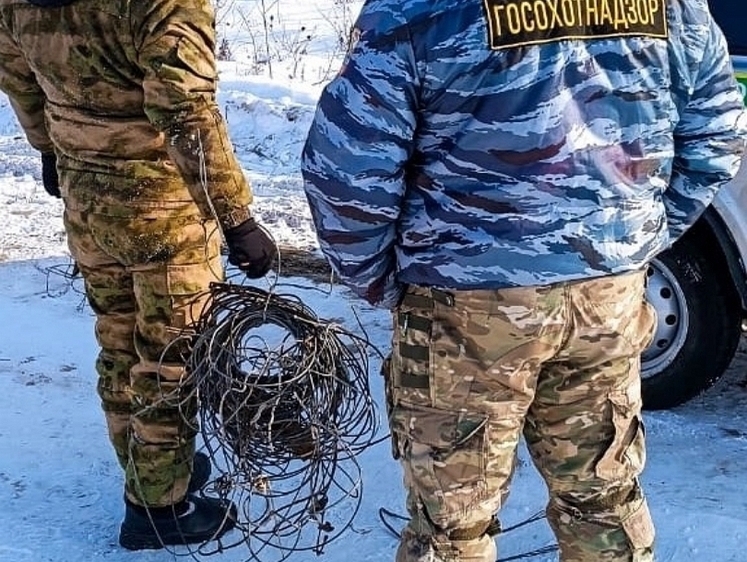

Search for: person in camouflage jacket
xmin=302 ymin=0 xmax=747 ymax=560
xmin=0 ymin=0 xmax=277 ymax=550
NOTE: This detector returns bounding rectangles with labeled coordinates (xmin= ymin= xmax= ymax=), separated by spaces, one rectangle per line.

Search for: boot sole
xmin=119 ymin=518 xmax=236 ymax=550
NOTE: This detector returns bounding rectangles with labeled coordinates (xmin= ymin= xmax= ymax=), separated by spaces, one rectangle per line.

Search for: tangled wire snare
xmin=183 ymin=282 xmax=380 ymax=559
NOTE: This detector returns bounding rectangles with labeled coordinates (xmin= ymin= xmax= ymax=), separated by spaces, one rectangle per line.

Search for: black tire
xmin=641 ymin=225 xmax=742 ymax=410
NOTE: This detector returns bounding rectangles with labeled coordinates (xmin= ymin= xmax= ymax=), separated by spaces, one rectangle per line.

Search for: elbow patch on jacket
xmin=148 ymin=34 xmax=216 ymax=87
xmin=174 ymin=36 xmax=216 ymax=83
xmin=483 ymin=0 xmax=668 ymax=50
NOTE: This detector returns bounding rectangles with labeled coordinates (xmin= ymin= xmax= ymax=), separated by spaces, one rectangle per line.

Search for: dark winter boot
xmin=188 ymin=452 xmax=211 ymax=493
xmin=118 ymin=494 xmax=238 ymax=551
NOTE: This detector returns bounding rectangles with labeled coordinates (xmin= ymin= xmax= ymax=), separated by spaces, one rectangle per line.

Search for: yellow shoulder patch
xmin=483 ymin=0 xmax=668 ymax=50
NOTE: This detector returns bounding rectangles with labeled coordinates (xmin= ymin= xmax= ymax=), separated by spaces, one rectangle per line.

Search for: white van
xmin=642 ymin=3 xmax=747 ymax=409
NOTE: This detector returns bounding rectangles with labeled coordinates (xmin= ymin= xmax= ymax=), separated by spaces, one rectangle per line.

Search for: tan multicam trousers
xmin=63 ymin=188 xmax=222 ymax=508
xmin=387 ymin=270 xmax=656 ymax=562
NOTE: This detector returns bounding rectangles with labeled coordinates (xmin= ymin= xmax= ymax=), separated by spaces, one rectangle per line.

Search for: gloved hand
xmin=41 ymin=152 xmax=61 ymax=198
xmin=224 ymin=217 xmax=277 ymax=278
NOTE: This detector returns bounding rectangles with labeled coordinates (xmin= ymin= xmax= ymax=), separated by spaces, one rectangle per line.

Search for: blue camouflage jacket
xmin=302 ymin=0 xmax=747 ymax=308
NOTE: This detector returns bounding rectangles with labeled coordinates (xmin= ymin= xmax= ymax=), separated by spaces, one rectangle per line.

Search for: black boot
xmin=118 ymin=494 xmax=237 ymax=551
xmin=188 ymin=452 xmax=211 ymax=493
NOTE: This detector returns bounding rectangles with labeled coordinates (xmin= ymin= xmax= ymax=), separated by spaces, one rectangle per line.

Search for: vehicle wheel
xmin=641 ymin=229 xmax=742 ymax=410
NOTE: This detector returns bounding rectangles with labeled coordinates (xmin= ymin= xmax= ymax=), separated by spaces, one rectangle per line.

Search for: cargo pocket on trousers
xmin=165 ymin=263 xmax=219 ymax=332
xmin=595 ymin=391 xmax=646 ymax=482
xmin=134 ymin=262 xmax=216 ymax=348
xmin=621 ymin=499 xmax=655 ymax=553
xmin=389 ymin=402 xmax=489 ymax=522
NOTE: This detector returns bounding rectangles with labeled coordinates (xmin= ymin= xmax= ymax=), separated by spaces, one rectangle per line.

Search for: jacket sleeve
xmin=0 ymin=20 xmax=53 ymax=153
xmin=301 ymin=3 xmax=419 ymax=308
xmin=666 ymin=11 xmax=747 ymax=243
xmin=132 ymin=0 xmax=252 ymax=229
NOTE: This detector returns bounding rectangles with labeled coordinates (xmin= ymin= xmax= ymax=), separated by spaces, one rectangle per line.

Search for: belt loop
xmin=400 ymin=311 xmax=410 ymax=336
xmin=401 ymin=292 xmax=434 ymax=309
xmin=430 ymin=289 xmax=454 ymax=307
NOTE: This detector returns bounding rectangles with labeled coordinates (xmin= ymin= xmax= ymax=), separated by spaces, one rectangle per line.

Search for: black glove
xmin=224 ymin=217 xmax=277 ymax=278
xmin=41 ymin=152 xmax=61 ymax=198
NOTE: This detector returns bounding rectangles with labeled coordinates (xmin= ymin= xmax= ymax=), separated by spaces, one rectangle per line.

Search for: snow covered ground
xmin=0 ymin=6 xmax=746 ymax=562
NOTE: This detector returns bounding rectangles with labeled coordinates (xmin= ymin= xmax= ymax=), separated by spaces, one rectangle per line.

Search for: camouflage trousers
xmin=63 ymin=194 xmax=222 ymax=508
xmin=387 ymin=270 xmax=656 ymax=562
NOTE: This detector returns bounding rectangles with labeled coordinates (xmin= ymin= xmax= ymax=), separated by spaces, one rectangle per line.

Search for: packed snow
xmin=0 ymin=3 xmax=746 ymax=561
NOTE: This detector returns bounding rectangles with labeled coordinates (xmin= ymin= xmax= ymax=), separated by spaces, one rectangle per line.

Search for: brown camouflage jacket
xmin=0 ymin=0 xmax=251 ymax=226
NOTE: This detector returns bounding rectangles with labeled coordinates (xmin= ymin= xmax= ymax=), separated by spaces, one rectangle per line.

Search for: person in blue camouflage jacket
xmin=302 ymin=0 xmax=747 ymax=561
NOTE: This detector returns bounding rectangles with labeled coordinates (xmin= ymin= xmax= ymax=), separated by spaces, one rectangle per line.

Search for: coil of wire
xmin=178 ymin=282 xmax=381 ymax=560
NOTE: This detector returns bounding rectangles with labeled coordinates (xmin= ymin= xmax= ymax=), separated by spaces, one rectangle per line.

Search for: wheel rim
xmin=641 ymin=260 xmax=689 ymax=378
